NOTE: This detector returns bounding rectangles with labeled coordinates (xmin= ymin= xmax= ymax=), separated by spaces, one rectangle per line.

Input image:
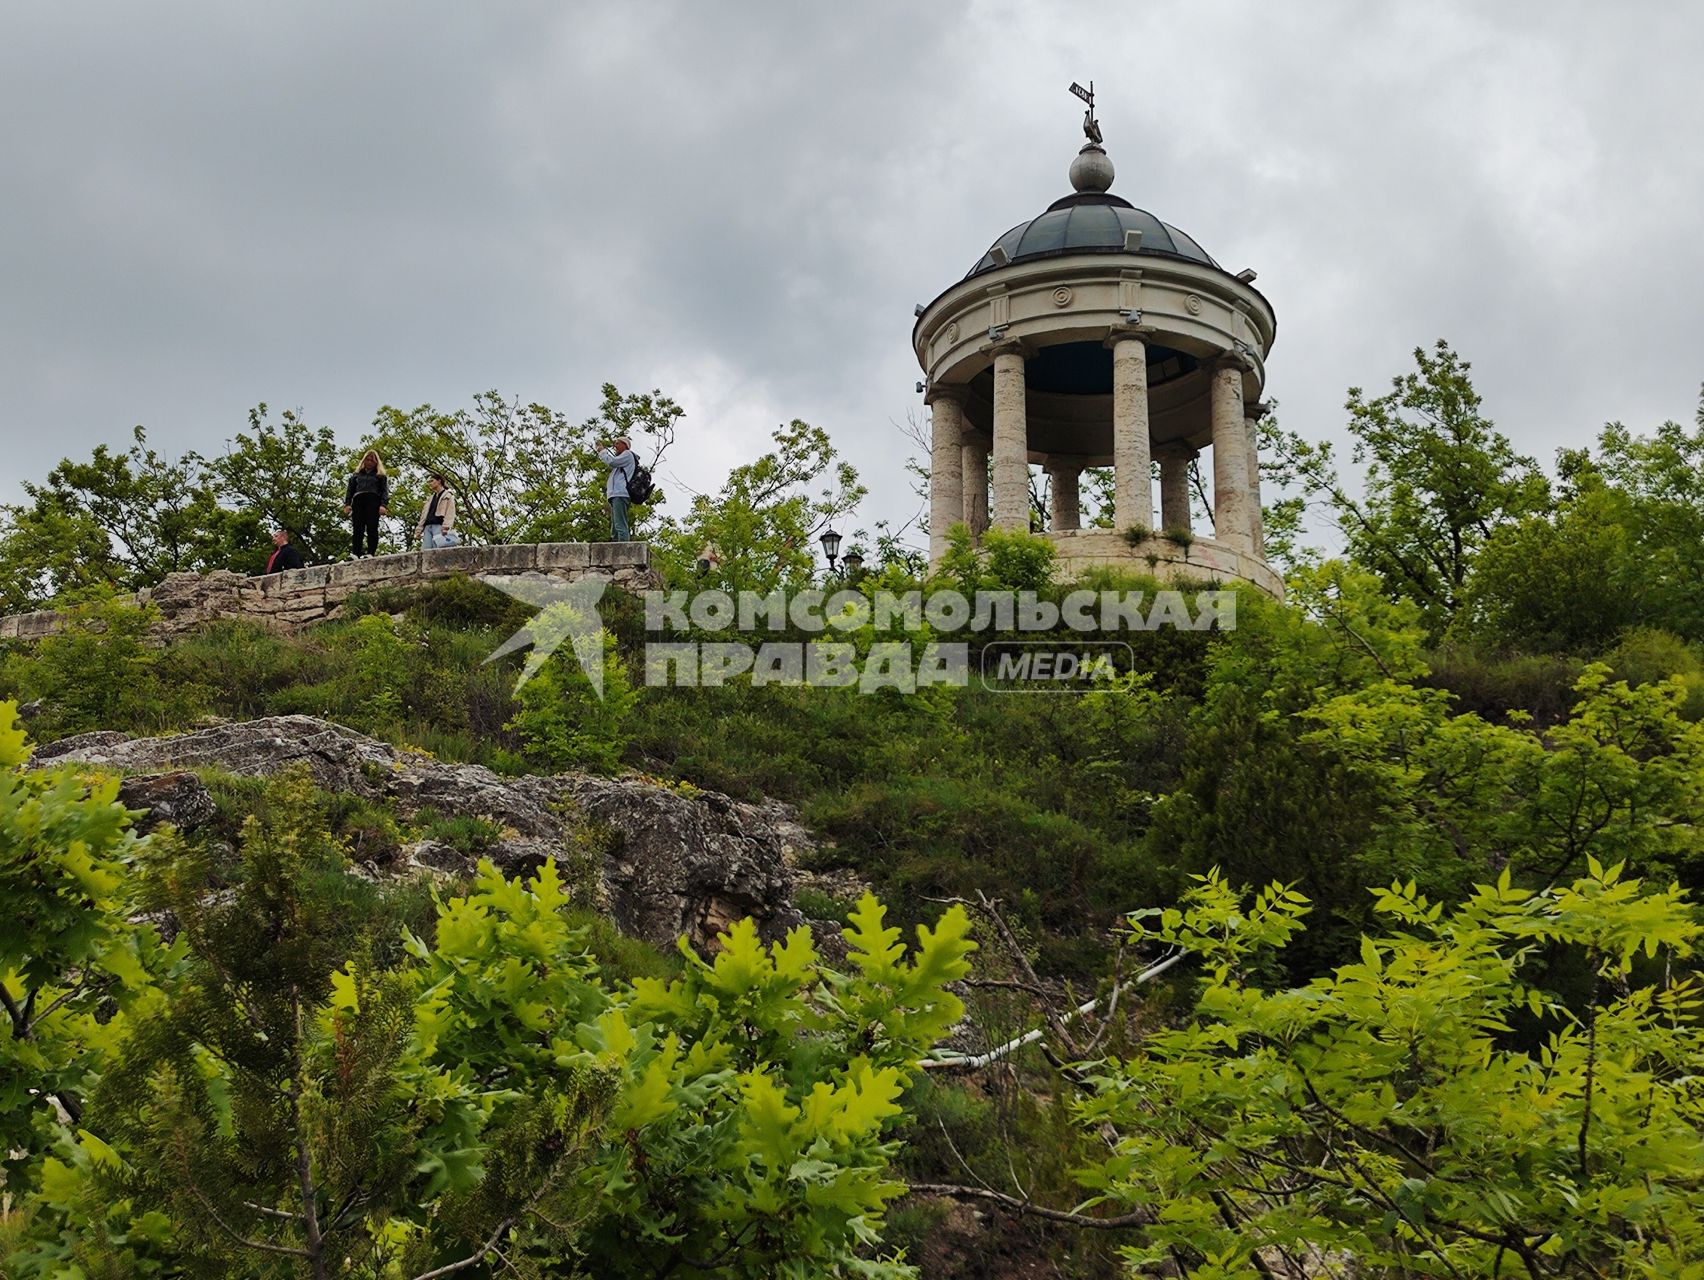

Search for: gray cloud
xmin=2 ymin=1 xmax=1700 ymax=556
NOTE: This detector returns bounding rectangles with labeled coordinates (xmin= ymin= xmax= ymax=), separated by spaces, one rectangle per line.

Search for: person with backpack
xmin=596 ymin=437 xmax=648 ymax=542
xmin=343 ymin=449 xmax=390 ymax=557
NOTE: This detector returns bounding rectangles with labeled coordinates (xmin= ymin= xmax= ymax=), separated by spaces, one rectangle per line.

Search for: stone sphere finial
xmin=1069 ymin=143 xmax=1114 ymax=194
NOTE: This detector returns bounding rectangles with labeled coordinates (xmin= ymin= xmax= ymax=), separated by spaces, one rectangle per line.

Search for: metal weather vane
xmin=1070 ymin=80 xmax=1102 ymax=146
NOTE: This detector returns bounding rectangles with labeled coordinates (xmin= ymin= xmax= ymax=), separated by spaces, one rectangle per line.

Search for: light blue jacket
xmin=598 ymin=447 xmax=637 ymax=499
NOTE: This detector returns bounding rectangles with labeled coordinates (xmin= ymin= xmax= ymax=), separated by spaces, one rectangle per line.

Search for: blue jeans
xmin=609 ymin=497 xmax=631 ymax=542
xmin=421 ymin=525 xmax=460 ymax=550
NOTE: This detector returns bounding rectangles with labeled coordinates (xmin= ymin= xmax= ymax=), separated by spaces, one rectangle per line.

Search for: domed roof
xmin=966 ymin=191 xmax=1219 ymax=279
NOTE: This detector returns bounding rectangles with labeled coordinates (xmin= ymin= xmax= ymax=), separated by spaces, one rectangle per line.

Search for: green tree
xmin=1151 ymin=562 xmax=1704 ymax=971
xmin=652 ymin=419 xmax=866 ymax=593
xmin=372 ymin=386 xmax=681 ymax=547
xmin=0 ymin=502 xmax=115 ymax=611
xmin=5 ymin=734 xmax=976 ymax=1277
xmin=1286 ymin=342 xmax=1550 ymax=637
xmin=205 ymin=405 xmax=351 ymax=565
xmin=1073 ymin=864 xmax=1704 ymax=1278
xmin=1563 ymin=398 xmax=1704 ymax=643
xmin=1459 ymin=464 xmax=1643 ymax=653
xmin=0 ymin=428 xmax=235 ymax=601
xmin=14 ymin=783 xmax=619 ymax=1279
xmin=3 ymin=596 xmax=204 ymax=737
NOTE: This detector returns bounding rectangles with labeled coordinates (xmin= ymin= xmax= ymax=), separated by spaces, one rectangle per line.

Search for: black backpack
xmin=626 ymin=456 xmax=655 ymax=504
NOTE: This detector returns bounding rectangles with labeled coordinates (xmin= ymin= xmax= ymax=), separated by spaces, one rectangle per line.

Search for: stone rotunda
xmin=913 ymin=108 xmax=1282 ymax=598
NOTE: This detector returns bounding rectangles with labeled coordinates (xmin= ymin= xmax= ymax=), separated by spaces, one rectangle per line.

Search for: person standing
xmin=596 ymin=437 xmax=637 ymax=542
xmin=264 ymin=528 xmax=304 ymax=574
xmin=416 ymin=473 xmax=460 ymax=549
xmin=343 ymin=450 xmax=389 ymax=557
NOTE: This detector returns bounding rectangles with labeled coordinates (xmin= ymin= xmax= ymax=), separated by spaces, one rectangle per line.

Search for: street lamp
xmin=842 ymin=548 xmax=866 ymax=578
xmin=818 ymin=527 xmax=842 ymax=574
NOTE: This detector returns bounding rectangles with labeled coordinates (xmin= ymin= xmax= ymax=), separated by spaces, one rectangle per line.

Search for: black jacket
xmin=346 ymin=471 xmax=389 ymax=504
xmin=265 ymin=542 xmax=305 ymax=574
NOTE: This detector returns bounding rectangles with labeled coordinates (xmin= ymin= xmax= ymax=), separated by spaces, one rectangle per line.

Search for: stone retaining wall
xmin=0 ymin=541 xmax=655 ymax=641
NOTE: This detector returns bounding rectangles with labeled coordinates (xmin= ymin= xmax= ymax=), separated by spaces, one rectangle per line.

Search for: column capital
xmin=1213 ymin=351 xmax=1257 ymax=375
xmin=1243 ymin=400 xmax=1272 ymax=421
xmin=986 ymin=336 xmax=1033 ymax=360
xmin=1153 ymin=441 xmax=1199 ymax=462
xmin=1042 ymin=454 xmax=1090 ymax=473
xmin=925 ymin=382 xmax=970 ymax=407
xmin=1104 ymin=325 xmax=1158 ymax=350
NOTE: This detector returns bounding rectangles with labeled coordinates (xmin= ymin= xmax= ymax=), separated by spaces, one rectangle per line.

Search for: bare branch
xmin=186 ymin=1183 xmax=311 ymax=1261
xmin=922 ymin=950 xmax=1184 ymax=1072
xmin=907 ymin=1182 xmax=1153 ymax=1230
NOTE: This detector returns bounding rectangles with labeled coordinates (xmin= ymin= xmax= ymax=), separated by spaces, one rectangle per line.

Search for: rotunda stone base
xmin=1045 ymin=528 xmax=1283 ymax=598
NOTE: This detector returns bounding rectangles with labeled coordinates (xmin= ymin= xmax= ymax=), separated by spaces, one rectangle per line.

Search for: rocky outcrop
xmin=0 ymin=541 xmax=658 ymax=640
xmin=36 ymin=715 xmax=806 ymax=953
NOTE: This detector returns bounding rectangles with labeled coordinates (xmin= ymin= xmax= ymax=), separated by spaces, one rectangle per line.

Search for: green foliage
xmin=0 ymin=495 xmax=122 ymax=612
xmin=0 ymin=701 xmax=177 ymax=1194
xmin=1076 ymin=866 xmax=1704 ymax=1278
xmin=371 ymin=385 xmax=682 ymax=546
xmin=980 ymin=528 xmax=1058 ymax=593
xmin=3 ymin=426 xmax=224 ymax=595
xmin=1283 ymin=341 xmax=1550 ymax=638
xmin=506 ymin=606 xmax=639 ymax=773
xmin=1604 ymin=627 xmax=1704 ymax=719
xmin=1119 ymin=522 xmax=1153 ymax=547
xmin=207 ymin=404 xmax=352 ymax=565
xmin=1159 ymin=524 xmax=1195 ymax=548
xmin=344 ymin=612 xmax=411 ymax=721
xmin=576 ymin=893 xmax=975 ymax=1277
xmin=1149 ymin=564 xmax=1704 ymax=974
xmin=3 ymin=747 xmax=975 ymax=1277
xmin=3 ymin=596 xmax=204 ymax=738
xmin=1459 ymin=470 xmax=1642 ymax=652
xmin=650 ymin=418 xmax=866 ymax=592
xmin=929 ymin=525 xmax=1057 ymax=597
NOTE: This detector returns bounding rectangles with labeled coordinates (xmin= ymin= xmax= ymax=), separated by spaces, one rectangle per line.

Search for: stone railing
xmin=0 ymin=541 xmax=655 ymax=641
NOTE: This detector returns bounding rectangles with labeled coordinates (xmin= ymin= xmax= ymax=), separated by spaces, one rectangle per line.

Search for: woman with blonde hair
xmin=343 ymin=449 xmax=390 ymax=557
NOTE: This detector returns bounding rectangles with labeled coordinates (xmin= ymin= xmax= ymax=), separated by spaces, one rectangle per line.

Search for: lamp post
xmin=818 ymin=526 xmax=842 ymax=576
xmin=841 ymin=548 xmax=865 ymax=580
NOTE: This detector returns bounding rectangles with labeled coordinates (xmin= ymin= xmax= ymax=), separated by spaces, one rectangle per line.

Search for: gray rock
xmin=115 ymin=771 xmax=218 ymax=835
xmin=40 ymin=715 xmax=807 ymax=954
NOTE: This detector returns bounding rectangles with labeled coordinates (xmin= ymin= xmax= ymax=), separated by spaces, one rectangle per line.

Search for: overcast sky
xmin=3 ymin=1 xmax=1701 ymax=554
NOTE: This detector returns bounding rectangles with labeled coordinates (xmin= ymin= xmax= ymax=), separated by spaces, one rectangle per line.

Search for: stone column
xmin=990 ymin=341 xmax=1030 ymax=531
xmin=1244 ymin=400 xmax=1269 ymax=558
xmin=1046 ymin=461 xmax=1081 ymax=532
xmin=1109 ymin=332 xmax=1153 ymax=533
xmin=1156 ymin=443 xmax=1195 ymax=533
xmin=960 ymin=437 xmax=990 ymax=537
xmin=1210 ymin=357 xmax=1254 ymax=552
xmin=926 ymin=386 xmax=967 ymax=565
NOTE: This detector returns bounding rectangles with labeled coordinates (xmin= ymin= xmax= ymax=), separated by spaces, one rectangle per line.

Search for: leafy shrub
xmin=507 ymin=620 xmax=638 ymax=774
xmin=1120 ymin=523 xmax=1154 ymax=547
xmin=1605 ymin=626 xmax=1704 ymax=718
xmin=1424 ymin=642 xmax=1586 ymax=726
xmin=3 ymin=596 xmax=204 ymax=737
